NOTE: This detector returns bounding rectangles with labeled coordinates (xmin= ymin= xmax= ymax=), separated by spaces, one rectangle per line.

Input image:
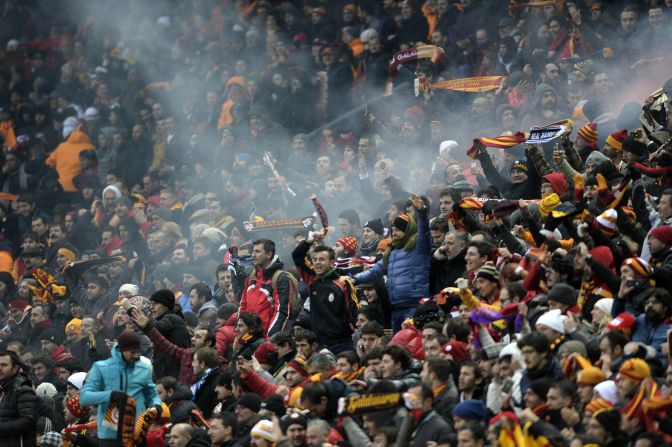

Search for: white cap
xmin=593 ymin=298 xmax=614 ymax=316
xmin=119 ymin=284 xmax=140 ymax=296
xmin=84 ymin=107 xmax=99 ymax=121
xmin=360 ymin=28 xmax=378 ymax=43
xmin=36 ymin=382 xmax=58 ymax=397
xmin=535 ymin=309 xmax=565 ymax=334
xmin=594 ymin=380 xmax=617 ymax=404
xmin=157 ymin=16 xmax=171 ymax=27
xmin=6 ymin=39 xmax=19 ymax=49
xmin=439 ymin=140 xmax=459 ymax=156
xmin=62 ymin=116 xmax=79 ymax=139
xmin=67 ymin=372 xmax=87 ymax=390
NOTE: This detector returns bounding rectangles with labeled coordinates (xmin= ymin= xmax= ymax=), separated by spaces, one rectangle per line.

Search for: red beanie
xmin=606 ymin=129 xmax=628 ymax=151
xmin=543 ymin=173 xmax=567 ymax=196
xmin=650 ymin=226 xmax=672 ymax=246
xmin=254 ymin=342 xmax=277 ymax=365
xmin=590 ymin=246 xmax=615 ymax=272
xmin=578 ymin=122 xmax=598 ymax=142
xmin=66 ymin=395 xmax=90 ymax=419
xmin=337 ymin=237 xmax=358 ymax=256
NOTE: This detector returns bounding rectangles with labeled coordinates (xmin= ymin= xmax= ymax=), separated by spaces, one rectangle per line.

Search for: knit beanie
xmin=618 ymin=358 xmax=651 ymax=382
xmin=595 ymin=409 xmax=621 ymax=436
xmin=622 ymin=137 xmax=647 ymax=157
xmin=528 ymin=378 xmax=552 ymax=400
xmin=475 ymin=263 xmax=500 ymax=283
xmin=621 ymin=257 xmax=652 ymax=278
xmin=67 ymin=372 xmax=87 ymax=390
xmin=650 ymin=226 xmax=672 ymax=246
xmin=452 ymin=399 xmax=486 ymax=421
xmin=280 ymin=412 xmax=308 ymax=431
xmin=364 ymin=219 xmax=384 ymax=236
xmin=251 ymin=420 xmax=274 ymax=442
xmin=546 ymin=283 xmax=578 ymax=306
xmin=287 ymin=357 xmax=309 ymax=377
xmin=337 ymin=237 xmax=358 ymax=256
xmin=66 ymin=395 xmax=90 ymax=419
xmin=542 ymin=173 xmax=567 ymax=196
xmin=535 ymin=309 xmax=565 ymax=334
xmin=585 ymin=150 xmax=609 ymax=166
xmin=578 ymin=122 xmax=598 ymax=142
xmin=117 ymin=330 xmax=141 ymax=352
xmin=65 ymin=318 xmax=82 ymax=335
xmin=150 ymin=289 xmax=175 ymax=310
xmin=254 ymin=342 xmax=277 ymax=365
xmin=442 ymin=341 xmax=469 ymax=364
xmin=217 ymin=303 xmax=237 ymax=320
xmin=594 ymin=380 xmax=618 ymax=404
xmin=606 ymin=129 xmax=628 ymax=150
xmin=36 ymin=382 xmax=58 ymax=398
xmin=510 ymin=159 xmax=528 ymax=173
xmin=596 ymin=209 xmax=618 ymax=236
xmin=593 ymin=298 xmax=614 ymax=316
xmin=392 ymin=214 xmax=410 ymax=232
xmin=238 ymin=393 xmax=262 ymax=413
xmin=119 ymin=284 xmax=140 ymax=296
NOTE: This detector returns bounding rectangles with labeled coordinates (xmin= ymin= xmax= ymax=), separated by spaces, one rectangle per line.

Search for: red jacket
xmin=216 ymin=313 xmax=237 ymax=358
xmin=239 ymin=257 xmax=292 ymax=336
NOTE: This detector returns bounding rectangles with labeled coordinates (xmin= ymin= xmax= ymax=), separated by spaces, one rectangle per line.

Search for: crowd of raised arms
xmin=0 ymin=1 xmax=671 ymax=447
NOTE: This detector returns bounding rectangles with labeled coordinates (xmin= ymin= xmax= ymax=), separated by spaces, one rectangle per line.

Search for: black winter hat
xmin=40 ymin=328 xmax=62 ymax=345
xmin=622 ymin=137 xmax=647 ymax=158
xmin=237 ymin=393 xmax=262 ymax=413
xmin=364 ymin=219 xmax=384 ymax=236
xmin=392 ymin=214 xmax=410 ymax=232
xmin=546 ymin=283 xmax=578 ymax=306
xmin=150 ymin=289 xmax=175 ymax=310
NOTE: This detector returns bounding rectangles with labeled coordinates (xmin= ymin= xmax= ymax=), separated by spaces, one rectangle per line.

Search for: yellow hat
xmin=619 ymin=358 xmax=651 ymax=382
xmin=65 ymin=318 xmax=82 ymax=335
xmin=539 ymin=193 xmax=560 ymax=217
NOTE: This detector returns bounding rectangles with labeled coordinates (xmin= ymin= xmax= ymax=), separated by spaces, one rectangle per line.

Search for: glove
xmin=111 ymin=391 xmax=127 ymax=402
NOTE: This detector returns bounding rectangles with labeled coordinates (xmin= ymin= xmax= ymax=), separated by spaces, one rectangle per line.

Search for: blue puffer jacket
xmin=354 ymin=209 xmax=430 ymax=308
xmin=632 ymin=314 xmax=671 ymax=366
xmin=80 ymin=346 xmax=162 ymax=440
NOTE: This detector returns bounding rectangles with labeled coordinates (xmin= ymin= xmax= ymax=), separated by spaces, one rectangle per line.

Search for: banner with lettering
xmin=525 ymin=119 xmax=573 ymax=144
xmin=337 ymin=393 xmax=402 ymax=416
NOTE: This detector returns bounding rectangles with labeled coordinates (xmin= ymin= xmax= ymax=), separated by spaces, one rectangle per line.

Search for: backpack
xmin=248 ymin=269 xmax=303 ymax=321
xmin=332 ymin=276 xmax=361 ymax=331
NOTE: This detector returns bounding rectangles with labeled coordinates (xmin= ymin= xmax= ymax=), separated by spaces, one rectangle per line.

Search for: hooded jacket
xmin=477 ymin=148 xmax=542 ymax=200
xmin=520 ymin=84 xmax=566 ymax=129
xmin=0 ymin=371 xmax=38 ymax=447
xmin=240 ymin=256 xmax=292 ymax=335
xmin=167 ymin=382 xmax=198 ymax=424
xmin=80 ymin=346 xmax=162 ymax=440
xmin=354 ymin=208 xmax=430 ymax=308
xmin=45 ymin=129 xmax=95 ymax=192
xmin=153 ymin=311 xmax=191 ymax=380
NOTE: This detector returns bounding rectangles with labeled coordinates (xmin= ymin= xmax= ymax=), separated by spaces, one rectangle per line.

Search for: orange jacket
xmin=46 ymin=130 xmax=95 ymax=192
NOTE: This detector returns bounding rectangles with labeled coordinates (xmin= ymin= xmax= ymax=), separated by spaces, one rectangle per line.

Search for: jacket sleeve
xmin=80 ymin=363 xmax=112 ymax=406
xmin=216 ymin=326 xmax=229 ymax=358
xmin=526 ymin=143 xmax=553 ymax=177
xmin=586 ymin=257 xmax=621 ymax=295
xmin=145 ymin=326 xmax=189 ymax=363
xmin=477 ymin=148 xmax=512 ymax=193
xmin=342 ymin=417 xmax=372 ymax=447
xmin=239 ymin=276 xmax=250 ymax=314
xmin=267 ymin=272 xmax=291 ymax=336
xmin=292 ymin=240 xmax=316 ymax=286
xmin=415 ymin=208 xmax=431 ymax=255
xmin=0 ymin=385 xmax=38 ymax=434
xmin=353 ymin=259 xmax=385 ymax=284
xmin=241 ymin=369 xmax=280 ymax=398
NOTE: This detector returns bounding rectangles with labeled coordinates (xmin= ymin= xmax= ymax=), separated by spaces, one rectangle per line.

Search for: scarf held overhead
xmin=467 ymin=132 xmax=528 ymax=159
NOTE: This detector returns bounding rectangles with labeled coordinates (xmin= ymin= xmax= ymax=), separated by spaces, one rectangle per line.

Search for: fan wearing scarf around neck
xmin=353 ymin=194 xmax=431 ymax=332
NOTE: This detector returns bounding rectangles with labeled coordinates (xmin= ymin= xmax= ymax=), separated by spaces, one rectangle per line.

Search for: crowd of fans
xmin=0 ymin=0 xmax=672 ymax=446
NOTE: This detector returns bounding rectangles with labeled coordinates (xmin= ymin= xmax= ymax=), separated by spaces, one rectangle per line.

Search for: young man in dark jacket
xmin=0 ymin=350 xmax=39 ymax=447
xmin=293 ymin=240 xmax=357 ymax=355
xmin=149 ymin=289 xmax=191 ymax=379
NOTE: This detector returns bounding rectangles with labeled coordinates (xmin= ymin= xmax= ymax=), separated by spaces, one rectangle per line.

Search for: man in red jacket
xmin=239 ymin=239 xmax=293 ymax=336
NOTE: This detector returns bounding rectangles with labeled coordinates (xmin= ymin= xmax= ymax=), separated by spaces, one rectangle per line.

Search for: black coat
xmin=412 ymin=410 xmax=453 ymax=447
xmin=0 ymin=372 xmax=39 ymax=447
xmin=167 ymin=382 xmax=199 ymax=425
xmin=193 ymin=368 xmax=220 ymax=418
xmin=430 ymin=250 xmax=467 ymax=295
xmin=153 ymin=311 xmax=191 ymax=379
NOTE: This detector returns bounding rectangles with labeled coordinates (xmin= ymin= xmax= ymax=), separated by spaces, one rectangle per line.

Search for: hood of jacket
xmin=260 ymin=256 xmax=285 ymax=278
xmin=66 ymin=129 xmax=93 ymax=146
xmin=168 ymin=382 xmax=194 ymax=402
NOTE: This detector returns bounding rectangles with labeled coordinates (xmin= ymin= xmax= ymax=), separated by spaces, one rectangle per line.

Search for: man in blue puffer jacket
xmin=353 ymin=194 xmax=430 ymax=331
xmin=80 ymin=330 xmax=162 ymax=446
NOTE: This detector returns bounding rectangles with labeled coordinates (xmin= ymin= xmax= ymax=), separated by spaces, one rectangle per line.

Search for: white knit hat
xmin=594 ymin=380 xmax=617 ymax=404
xmin=36 ymin=382 xmax=57 ymax=397
xmin=119 ymin=284 xmax=140 ymax=296
xmin=535 ymin=309 xmax=565 ymax=334
xmin=251 ymin=419 xmax=274 ymax=442
xmin=593 ymin=298 xmax=614 ymax=316
xmin=67 ymin=372 xmax=87 ymax=390
xmin=596 ymin=209 xmax=618 ymax=234
xmin=84 ymin=107 xmax=99 ymax=122
xmin=439 ymin=140 xmax=458 ymax=156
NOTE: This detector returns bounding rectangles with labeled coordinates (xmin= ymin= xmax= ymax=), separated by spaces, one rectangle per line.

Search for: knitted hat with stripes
xmin=596 ymin=209 xmax=618 ymax=236
xmin=606 ymin=129 xmax=628 ymax=151
xmin=337 ymin=237 xmax=358 ymax=256
xmin=475 ymin=263 xmax=500 ymax=283
xmin=621 ymin=257 xmax=652 ymax=278
xmin=578 ymin=122 xmax=598 ymax=142
xmin=251 ymin=420 xmax=274 ymax=442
